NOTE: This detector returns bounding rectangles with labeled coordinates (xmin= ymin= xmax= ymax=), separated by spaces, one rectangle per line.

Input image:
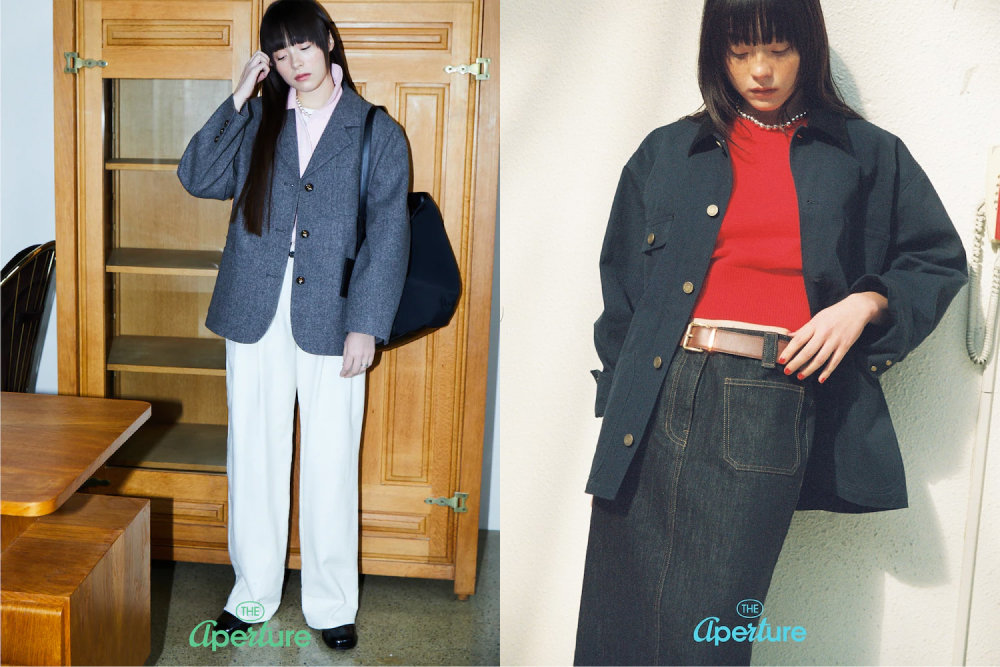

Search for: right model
xmin=574 ymin=0 xmax=968 ymax=665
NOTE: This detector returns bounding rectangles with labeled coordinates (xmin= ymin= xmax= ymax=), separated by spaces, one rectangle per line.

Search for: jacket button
xmin=224 ymin=120 xmax=229 ymax=126
xmin=885 ymin=360 xmax=892 ymax=366
xmin=304 ymin=183 xmax=314 ymax=192
xmin=297 ymin=276 xmax=305 ymax=285
xmin=870 ymin=365 xmax=878 ymax=372
xmin=219 ymin=127 xmax=225 ymax=134
xmin=624 ymin=434 xmax=634 ymax=446
xmin=214 ymin=136 xmax=219 ymax=142
xmin=647 ymin=232 xmax=655 ymax=245
xmin=682 ymin=281 xmax=694 ymax=293
xmin=300 ymin=229 xmax=309 ymax=238
xmin=653 ymin=356 xmax=662 ymax=369
xmin=707 ymin=204 xmax=719 ymax=217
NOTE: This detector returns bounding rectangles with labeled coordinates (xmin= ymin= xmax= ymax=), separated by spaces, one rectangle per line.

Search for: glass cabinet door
xmin=78 ymin=0 xmax=256 ymax=473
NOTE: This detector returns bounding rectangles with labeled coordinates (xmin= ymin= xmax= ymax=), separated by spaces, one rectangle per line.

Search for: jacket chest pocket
xmin=639 ymin=214 xmax=673 ymax=284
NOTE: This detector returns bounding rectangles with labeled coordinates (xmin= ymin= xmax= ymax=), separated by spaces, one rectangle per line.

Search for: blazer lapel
xmin=302 ymin=86 xmax=365 ymax=179
xmin=276 ymin=109 xmax=299 ymax=175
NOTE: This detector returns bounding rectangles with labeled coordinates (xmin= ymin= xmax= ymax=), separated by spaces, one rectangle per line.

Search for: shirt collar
xmin=286 ymin=62 xmax=344 ymax=111
xmin=687 ymin=104 xmax=850 ymax=156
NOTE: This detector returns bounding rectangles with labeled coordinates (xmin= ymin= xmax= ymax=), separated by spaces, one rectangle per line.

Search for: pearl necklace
xmin=736 ymin=105 xmax=808 ymax=130
xmin=295 ymin=93 xmax=314 ymax=118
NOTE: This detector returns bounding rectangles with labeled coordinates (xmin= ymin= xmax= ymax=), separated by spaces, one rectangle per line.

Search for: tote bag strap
xmin=341 ymin=104 xmax=384 ymax=299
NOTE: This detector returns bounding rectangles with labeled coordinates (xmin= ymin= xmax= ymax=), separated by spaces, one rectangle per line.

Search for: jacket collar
xmin=277 ymin=85 xmax=368 ymax=178
xmin=687 ymin=105 xmax=851 ymax=157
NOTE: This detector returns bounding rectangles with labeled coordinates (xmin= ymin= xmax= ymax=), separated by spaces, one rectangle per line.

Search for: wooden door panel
xmin=91 ymin=1 xmax=252 ymax=81
xmin=310 ymin=1 xmax=477 ymax=566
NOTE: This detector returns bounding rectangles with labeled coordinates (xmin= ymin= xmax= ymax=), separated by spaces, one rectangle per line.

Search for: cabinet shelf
xmin=105 ymin=158 xmax=180 ymax=171
xmin=108 ymin=336 xmax=225 ymax=376
xmin=106 ymin=423 xmax=227 ymax=473
xmin=107 ymin=248 xmax=221 ymax=276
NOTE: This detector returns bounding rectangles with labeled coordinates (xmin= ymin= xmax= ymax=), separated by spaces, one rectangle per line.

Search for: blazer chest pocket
xmin=639 ymin=215 xmax=673 ymax=284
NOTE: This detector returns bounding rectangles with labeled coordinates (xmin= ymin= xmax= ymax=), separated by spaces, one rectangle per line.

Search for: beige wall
xmin=498 ymin=0 xmax=1000 ymax=664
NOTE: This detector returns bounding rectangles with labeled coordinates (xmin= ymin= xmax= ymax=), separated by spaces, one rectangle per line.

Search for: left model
xmin=176 ymin=0 xmax=410 ymax=651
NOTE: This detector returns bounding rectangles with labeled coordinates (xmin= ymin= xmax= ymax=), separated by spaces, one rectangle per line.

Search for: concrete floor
xmin=145 ymin=530 xmax=499 ymax=666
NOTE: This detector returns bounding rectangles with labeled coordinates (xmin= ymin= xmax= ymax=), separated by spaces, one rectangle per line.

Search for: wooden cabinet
xmin=54 ymin=0 xmax=497 ymax=597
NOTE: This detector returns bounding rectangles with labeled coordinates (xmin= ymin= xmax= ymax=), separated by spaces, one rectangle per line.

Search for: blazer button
xmin=624 ymin=434 xmax=634 ymax=446
xmin=219 ymin=127 xmax=225 ymax=134
xmin=304 ymin=183 xmax=314 ymax=192
xmin=224 ymin=119 xmax=229 ymax=126
xmin=707 ymin=204 xmax=719 ymax=217
xmin=297 ymin=276 xmax=305 ymax=285
xmin=647 ymin=232 xmax=655 ymax=245
xmin=682 ymin=281 xmax=694 ymax=293
xmin=653 ymin=356 xmax=662 ymax=369
xmin=885 ymin=360 xmax=892 ymax=366
xmin=300 ymin=229 xmax=309 ymax=238
xmin=870 ymin=365 xmax=878 ymax=372
xmin=214 ymin=136 xmax=219 ymax=142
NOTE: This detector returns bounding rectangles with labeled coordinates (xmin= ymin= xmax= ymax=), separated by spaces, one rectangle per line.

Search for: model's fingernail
xmin=778 ymin=357 xmax=786 ymax=364
xmin=797 ymin=373 xmax=804 ymax=380
xmin=784 ymin=367 xmax=791 ymax=375
xmin=819 ymin=376 xmax=826 ymax=383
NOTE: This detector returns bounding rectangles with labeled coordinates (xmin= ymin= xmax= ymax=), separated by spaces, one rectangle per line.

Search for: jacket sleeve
xmin=848 ymin=138 xmax=969 ymax=375
xmin=343 ymin=110 xmax=411 ymax=345
xmin=176 ymin=93 xmax=252 ymax=200
xmin=593 ymin=160 xmax=647 ymax=418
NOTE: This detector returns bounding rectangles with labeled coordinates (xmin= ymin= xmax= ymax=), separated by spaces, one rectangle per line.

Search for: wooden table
xmin=1 ymin=392 xmax=152 ymax=666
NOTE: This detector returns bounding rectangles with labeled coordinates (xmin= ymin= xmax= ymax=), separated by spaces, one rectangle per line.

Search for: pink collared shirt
xmin=287 ymin=62 xmax=344 ymax=250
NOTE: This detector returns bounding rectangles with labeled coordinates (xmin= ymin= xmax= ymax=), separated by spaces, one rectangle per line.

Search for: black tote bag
xmin=341 ymin=105 xmax=462 ymax=350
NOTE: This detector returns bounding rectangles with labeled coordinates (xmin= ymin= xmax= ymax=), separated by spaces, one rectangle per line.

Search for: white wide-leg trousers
xmin=223 ymin=254 xmax=366 ymax=630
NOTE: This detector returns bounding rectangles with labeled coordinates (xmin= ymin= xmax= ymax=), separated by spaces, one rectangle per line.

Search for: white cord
xmin=966 ymin=200 xmax=1000 ymax=365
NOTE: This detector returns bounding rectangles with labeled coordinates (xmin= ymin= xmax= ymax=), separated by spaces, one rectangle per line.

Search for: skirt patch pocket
xmin=722 ymin=378 xmax=804 ymax=475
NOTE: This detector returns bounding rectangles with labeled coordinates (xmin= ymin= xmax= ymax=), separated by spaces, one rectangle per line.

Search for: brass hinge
xmin=64 ymin=52 xmax=108 ymax=74
xmin=424 ymin=491 xmax=468 ymax=513
xmin=444 ymin=57 xmax=490 ymax=81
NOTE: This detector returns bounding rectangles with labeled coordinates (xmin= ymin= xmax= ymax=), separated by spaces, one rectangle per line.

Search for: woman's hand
xmin=233 ymin=50 xmax=271 ymax=110
xmin=342 ymin=332 xmax=376 ymax=378
xmin=779 ymin=291 xmax=888 ymax=383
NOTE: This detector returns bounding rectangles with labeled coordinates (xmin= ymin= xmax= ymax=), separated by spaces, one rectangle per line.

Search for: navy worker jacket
xmin=587 ymin=106 xmax=969 ymax=514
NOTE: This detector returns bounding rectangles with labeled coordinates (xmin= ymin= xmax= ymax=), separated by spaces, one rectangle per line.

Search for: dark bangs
xmin=718 ymin=0 xmax=804 ymax=50
xmin=260 ymin=1 xmax=330 ymax=67
xmin=683 ymin=0 xmax=862 ymax=142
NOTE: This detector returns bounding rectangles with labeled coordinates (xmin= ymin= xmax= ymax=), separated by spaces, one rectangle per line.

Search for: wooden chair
xmin=1 ymin=241 xmax=56 ymax=392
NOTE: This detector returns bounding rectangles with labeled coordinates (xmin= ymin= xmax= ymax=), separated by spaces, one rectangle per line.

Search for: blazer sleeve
xmin=848 ymin=138 xmax=969 ymax=374
xmin=176 ymin=93 xmax=253 ymax=200
xmin=593 ymin=159 xmax=647 ymax=418
xmin=343 ymin=110 xmax=411 ymax=345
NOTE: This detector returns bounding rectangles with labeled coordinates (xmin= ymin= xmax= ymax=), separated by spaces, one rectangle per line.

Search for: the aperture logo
xmin=693 ymin=599 xmax=806 ymax=646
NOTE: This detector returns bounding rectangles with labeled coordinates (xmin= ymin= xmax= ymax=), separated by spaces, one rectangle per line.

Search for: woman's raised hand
xmin=233 ymin=50 xmax=271 ymax=110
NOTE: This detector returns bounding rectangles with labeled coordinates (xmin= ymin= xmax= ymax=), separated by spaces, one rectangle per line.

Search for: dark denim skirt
xmin=575 ymin=328 xmax=818 ymax=666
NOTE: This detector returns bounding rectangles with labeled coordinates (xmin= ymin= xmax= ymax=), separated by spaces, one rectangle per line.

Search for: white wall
xmin=499 ymin=0 xmax=1000 ymax=664
xmin=0 ymin=2 xmax=500 ymax=531
xmin=1 ymin=0 xmax=59 ymax=395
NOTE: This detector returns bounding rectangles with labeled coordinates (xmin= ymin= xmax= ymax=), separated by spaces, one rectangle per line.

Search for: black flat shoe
xmin=215 ymin=610 xmax=252 ymax=635
xmin=321 ymin=623 xmax=357 ymax=650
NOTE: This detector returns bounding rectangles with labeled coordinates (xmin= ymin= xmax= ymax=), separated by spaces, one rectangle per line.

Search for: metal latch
xmin=424 ymin=491 xmax=468 ymax=513
xmin=64 ymin=52 xmax=108 ymax=74
xmin=444 ymin=58 xmax=490 ymax=81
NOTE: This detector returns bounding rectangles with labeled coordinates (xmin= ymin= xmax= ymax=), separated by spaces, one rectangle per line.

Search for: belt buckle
xmin=681 ymin=322 xmax=717 ymax=353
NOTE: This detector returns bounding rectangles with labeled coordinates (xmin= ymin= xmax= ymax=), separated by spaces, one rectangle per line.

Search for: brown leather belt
xmin=679 ymin=322 xmax=790 ymax=362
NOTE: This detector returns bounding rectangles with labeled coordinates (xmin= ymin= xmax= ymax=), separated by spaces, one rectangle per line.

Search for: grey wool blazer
xmin=176 ymin=86 xmax=411 ymax=355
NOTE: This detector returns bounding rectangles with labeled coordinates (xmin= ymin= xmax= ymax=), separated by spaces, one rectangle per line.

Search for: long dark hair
xmin=230 ymin=0 xmax=358 ymax=236
xmin=683 ymin=0 xmax=862 ymax=146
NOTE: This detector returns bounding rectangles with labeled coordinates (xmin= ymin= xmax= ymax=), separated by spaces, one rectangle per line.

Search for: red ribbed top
xmin=690 ymin=115 xmax=813 ymax=332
